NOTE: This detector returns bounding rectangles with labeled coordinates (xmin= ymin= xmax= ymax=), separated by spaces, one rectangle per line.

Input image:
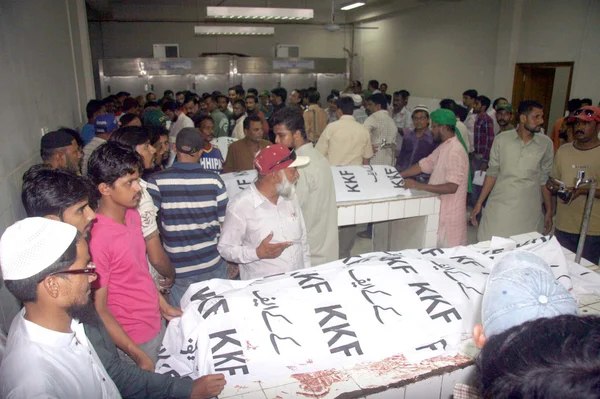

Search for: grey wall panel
xmin=102 ymin=76 xmax=148 ymax=98
xmin=241 ymin=74 xmax=281 ymax=93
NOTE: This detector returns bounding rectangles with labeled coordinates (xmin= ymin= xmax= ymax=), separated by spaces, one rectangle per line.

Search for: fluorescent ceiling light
xmin=206 ymin=6 xmax=313 ymax=21
xmin=341 ymin=2 xmax=366 ymax=10
xmin=194 ymin=26 xmax=275 ymax=36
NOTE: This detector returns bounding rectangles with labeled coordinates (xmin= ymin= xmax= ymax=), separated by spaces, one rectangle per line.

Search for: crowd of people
xmin=0 ymin=78 xmax=599 ymax=398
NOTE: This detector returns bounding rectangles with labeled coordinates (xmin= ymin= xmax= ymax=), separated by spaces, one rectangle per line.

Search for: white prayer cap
xmin=341 ymin=92 xmax=363 ymax=107
xmin=0 ymin=217 xmax=77 ymax=281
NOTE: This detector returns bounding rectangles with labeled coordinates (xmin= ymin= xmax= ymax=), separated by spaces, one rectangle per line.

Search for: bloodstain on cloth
xmin=292 ymin=369 xmax=348 ymax=398
xmin=246 ymin=340 xmax=258 ymax=350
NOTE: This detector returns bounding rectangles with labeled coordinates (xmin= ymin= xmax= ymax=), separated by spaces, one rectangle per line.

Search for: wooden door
xmin=512 ymin=64 xmax=556 ymax=133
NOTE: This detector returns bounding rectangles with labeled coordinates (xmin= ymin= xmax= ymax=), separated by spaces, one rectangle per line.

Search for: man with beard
xmin=218 ymin=144 xmax=311 ymax=280
xmin=147 ymin=128 xmax=229 ymax=305
xmin=231 ymin=99 xmax=247 ymax=139
xmin=0 ymin=218 xmax=121 ymax=398
xmin=495 ymin=102 xmax=514 ymax=133
xmin=547 ymin=106 xmax=600 ymax=264
xmin=471 ymin=101 xmax=554 ymax=241
xmin=20 ymin=166 xmax=227 ymax=398
xmin=41 ymin=129 xmax=83 ymax=174
xmin=401 ymin=109 xmax=469 ymax=247
xmin=245 ymin=94 xmax=269 ymax=136
xmin=162 ymin=100 xmax=194 ymax=167
xmin=193 ymin=116 xmax=225 ymax=174
xmin=273 ymin=107 xmax=338 ymax=266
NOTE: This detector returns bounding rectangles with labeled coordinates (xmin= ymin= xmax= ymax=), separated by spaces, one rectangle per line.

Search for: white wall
xmin=517 ymin=0 xmax=600 ymax=101
xmin=354 ymin=0 xmax=501 ymax=99
xmin=0 ymin=0 xmax=94 ymax=333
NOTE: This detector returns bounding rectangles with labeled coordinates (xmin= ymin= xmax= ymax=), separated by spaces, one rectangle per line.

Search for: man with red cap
xmin=547 ymin=105 xmax=600 ymax=264
xmin=218 ymin=144 xmax=311 ymax=280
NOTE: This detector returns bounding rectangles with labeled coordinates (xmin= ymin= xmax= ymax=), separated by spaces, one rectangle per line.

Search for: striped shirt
xmin=146 ymin=162 xmax=228 ymax=277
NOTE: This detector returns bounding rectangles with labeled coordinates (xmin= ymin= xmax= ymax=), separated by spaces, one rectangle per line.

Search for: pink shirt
xmin=90 ymin=209 xmax=161 ymax=344
xmin=419 ymin=135 xmax=469 ymax=247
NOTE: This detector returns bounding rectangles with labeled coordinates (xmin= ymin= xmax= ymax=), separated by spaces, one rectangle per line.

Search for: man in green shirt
xmin=206 ymin=94 xmax=230 ymax=138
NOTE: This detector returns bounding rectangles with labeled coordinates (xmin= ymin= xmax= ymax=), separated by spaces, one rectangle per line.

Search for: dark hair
xmin=234 ymin=85 xmax=245 ymax=96
xmin=271 ymin=87 xmax=287 ymax=103
xmin=326 ymin=94 xmax=336 ymax=102
xmin=87 ymin=141 xmax=143 ymax=187
xmin=119 ymin=113 xmax=139 ymax=127
xmin=5 ymin=233 xmax=80 ymax=303
xmin=245 ymin=95 xmax=258 ymax=104
xmin=116 ymin=91 xmax=130 ymax=98
xmin=147 ymin=125 xmax=169 ymax=146
xmin=368 ymin=93 xmax=389 ymax=110
xmin=145 ymin=92 xmax=156 ymax=101
xmin=477 ymin=315 xmax=600 ymax=399
xmin=568 ymin=98 xmax=583 ymax=113
xmin=86 ymin=99 xmax=105 ymax=119
xmin=161 ymin=100 xmax=178 ymax=113
xmin=193 ymin=114 xmax=214 ymax=128
xmin=331 ymin=89 xmax=340 ymax=97
xmin=368 ymin=80 xmax=379 ymax=90
xmin=492 ymin=97 xmax=508 ymax=110
xmin=463 ymin=89 xmax=478 ymax=98
xmin=380 ymin=83 xmax=388 ymax=88
xmin=144 ymin=101 xmax=160 ymax=109
xmin=439 ymin=98 xmax=456 ymax=110
xmin=581 ymin=98 xmax=593 ymax=107
xmin=243 ymin=114 xmax=263 ymax=131
xmin=175 ymin=91 xmax=185 ymax=97
xmin=248 ymin=88 xmax=259 ymax=97
xmin=182 ymin=95 xmax=195 ymax=106
xmin=307 ymin=90 xmax=321 ymax=104
xmin=122 ymin=97 xmax=138 ymax=112
xmin=164 ymin=90 xmax=174 ymax=96
xmin=22 ymin=166 xmax=95 ymax=219
xmin=518 ymin=100 xmax=544 ymax=118
xmin=109 ymin=126 xmax=151 ymax=148
xmin=478 ymin=95 xmax=491 ymax=111
xmin=270 ymin=107 xmax=307 ymax=140
xmin=233 ymin=99 xmax=246 ymax=109
xmin=398 ymin=89 xmax=410 ymax=98
xmin=336 ymin=97 xmax=354 ymax=115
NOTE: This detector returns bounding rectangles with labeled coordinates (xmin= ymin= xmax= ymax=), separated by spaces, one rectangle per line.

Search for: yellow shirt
xmin=551 ymin=142 xmax=600 ymax=235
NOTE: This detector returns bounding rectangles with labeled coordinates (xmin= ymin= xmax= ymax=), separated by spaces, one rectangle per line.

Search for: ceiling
xmin=85 ymin=0 xmax=420 ymax=24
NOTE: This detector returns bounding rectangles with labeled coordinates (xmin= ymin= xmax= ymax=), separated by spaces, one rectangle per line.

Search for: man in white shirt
xmin=0 ymin=218 xmax=120 ymax=398
xmin=462 ymin=89 xmax=478 ymax=143
xmin=163 ymin=100 xmax=194 ymax=167
xmin=218 ymin=144 xmax=311 ymax=280
xmin=364 ymin=93 xmax=397 ymax=166
xmin=273 ymin=107 xmax=339 ymax=266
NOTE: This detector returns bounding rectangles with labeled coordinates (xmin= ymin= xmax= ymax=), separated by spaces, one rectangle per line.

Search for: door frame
xmin=512 ymin=61 xmax=574 ymax=118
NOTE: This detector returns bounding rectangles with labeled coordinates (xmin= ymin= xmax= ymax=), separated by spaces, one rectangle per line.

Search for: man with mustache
xmin=547 ymin=106 xmax=600 ymax=264
xmin=218 ymin=144 xmax=310 ymax=280
xmin=0 ymin=218 xmax=121 ymax=398
xmin=471 ymin=101 xmax=554 ymax=241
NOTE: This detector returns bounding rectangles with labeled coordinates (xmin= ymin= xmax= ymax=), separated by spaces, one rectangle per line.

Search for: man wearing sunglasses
xmin=547 ymin=106 xmax=600 ymax=264
xmin=0 ymin=218 xmax=121 ymax=398
xmin=218 ymin=144 xmax=311 ymax=280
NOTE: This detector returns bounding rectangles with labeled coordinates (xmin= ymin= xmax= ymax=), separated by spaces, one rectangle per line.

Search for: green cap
xmin=430 ymin=109 xmax=457 ymax=126
xmin=496 ymin=103 xmax=514 ymax=114
xmin=143 ymin=109 xmax=169 ymax=128
xmin=259 ymin=90 xmax=271 ymax=97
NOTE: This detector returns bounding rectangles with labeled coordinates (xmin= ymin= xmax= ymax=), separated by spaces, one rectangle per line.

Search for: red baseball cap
xmin=253 ymin=144 xmax=309 ymax=175
xmin=567 ymin=106 xmax=600 ymax=123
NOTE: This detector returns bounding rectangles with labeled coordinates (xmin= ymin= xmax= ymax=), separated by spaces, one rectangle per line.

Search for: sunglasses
xmin=573 ymin=108 xmax=597 ymax=118
xmin=39 ymin=263 xmax=97 ymax=283
xmin=273 ymin=149 xmax=297 ymax=169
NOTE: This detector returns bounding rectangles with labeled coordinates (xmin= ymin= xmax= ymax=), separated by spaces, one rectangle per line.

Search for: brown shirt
xmin=303 ymin=104 xmax=329 ymax=143
xmin=222 ymin=137 xmax=271 ymax=173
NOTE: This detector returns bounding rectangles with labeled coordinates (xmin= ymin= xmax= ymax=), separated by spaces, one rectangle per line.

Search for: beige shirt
xmin=551 ymin=142 xmax=600 ymax=235
xmin=295 ymin=143 xmax=339 ymax=266
xmin=304 ymin=104 xmax=329 ymax=143
xmin=82 ymin=136 xmax=106 ymax=176
xmin=232 ymin=114 xmax=246 ymax=139
xmin=316 ymin=115 xmax=373 ymax=166
xmin=478 ymin=130 xmax=554 ymax=241
xmin=364 ymin=109 xmax=397 ymax=166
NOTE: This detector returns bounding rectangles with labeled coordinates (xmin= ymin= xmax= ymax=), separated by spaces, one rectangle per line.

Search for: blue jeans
xmin=169 ymin=264 xmax=227 ymax=307
xmin=554 ymin=229 xmax=600 ymax=265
